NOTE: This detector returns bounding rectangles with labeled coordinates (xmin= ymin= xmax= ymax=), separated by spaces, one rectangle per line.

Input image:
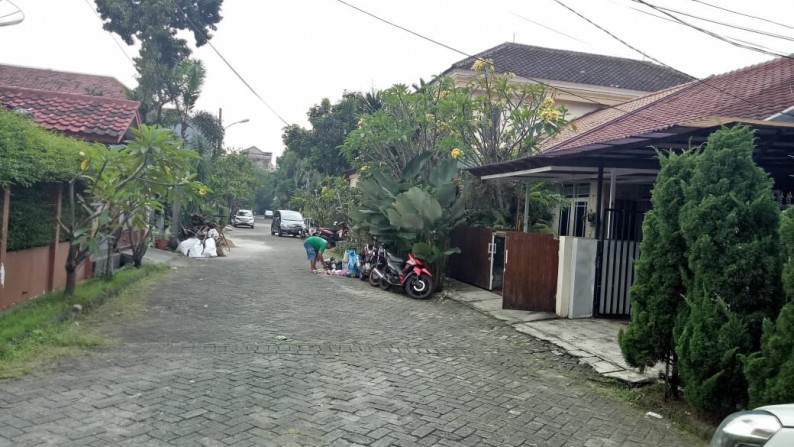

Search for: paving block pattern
xmin=0 ymin=229 xmax=704 ymax=446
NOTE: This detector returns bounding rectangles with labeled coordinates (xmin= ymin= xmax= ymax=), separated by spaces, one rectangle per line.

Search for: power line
xmin=335 ymin=0 xmax=677 ymax=129
xmin=510 ymin=11 xmax=586 ymax=44
xmin=80 ymin=0 xmax=136 ymax=69
xmin=0 ymin=0 xmax=23 ymax=26
xmin=552 ymin=0 xmax=794 ymax=120
xmin=650 ymin=3 xmax=794 ymax=44
xmin=631 ymin=0 xmax=791 ymax=59
xmin=690 ymin=0 xmax=794 ymax=31
xmin=618 ymin=3 xmax=787 ymax=55
xmin=168 ymin=0 xmax=290 ymax=127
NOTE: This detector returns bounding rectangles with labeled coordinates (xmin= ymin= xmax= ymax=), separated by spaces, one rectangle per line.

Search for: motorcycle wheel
xmin=405 ymin=274 xmax=433 ymax=300
xmin=378 ymin=275 xmax=390 ymax=291
xmin=368 ymin=270 xmax=380 ymax=287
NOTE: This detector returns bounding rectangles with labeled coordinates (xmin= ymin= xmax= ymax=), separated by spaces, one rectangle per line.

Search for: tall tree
xmin=676 ymin=125 xmax=784 ymax=416
xmin=619 ymin=149 xmax=696 ymax=399
xmin=95 ymin=0 xmax=223 ymax=123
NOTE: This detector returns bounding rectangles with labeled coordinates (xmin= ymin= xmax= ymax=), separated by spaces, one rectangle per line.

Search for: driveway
xmin=0 ymin=218 xmax=704 ymax=446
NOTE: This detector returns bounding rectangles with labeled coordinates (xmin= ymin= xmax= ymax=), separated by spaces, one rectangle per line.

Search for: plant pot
xmin=155 ymin=239 xmax=169 ymax=250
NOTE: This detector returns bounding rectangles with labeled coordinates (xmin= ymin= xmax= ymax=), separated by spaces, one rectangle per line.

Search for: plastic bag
xmin=346 ymin=249 xmax=360 ymax=276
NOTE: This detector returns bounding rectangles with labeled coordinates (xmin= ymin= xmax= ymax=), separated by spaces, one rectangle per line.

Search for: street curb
xmin=442 ymin=278 xmax=657 ymax=385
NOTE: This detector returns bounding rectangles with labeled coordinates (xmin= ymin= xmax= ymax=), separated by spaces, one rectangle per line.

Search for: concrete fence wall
xmin=555 ymin=236 xmax=598 ymax=319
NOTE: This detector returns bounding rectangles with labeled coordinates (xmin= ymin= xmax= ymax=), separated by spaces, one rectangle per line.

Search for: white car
xmin=232 ymin=209 xmax=255 ymax=228
xmin=711 ymin=404 xmax=794 ymax=446
xmin=265 ymin=210 xmax=273 ymax=218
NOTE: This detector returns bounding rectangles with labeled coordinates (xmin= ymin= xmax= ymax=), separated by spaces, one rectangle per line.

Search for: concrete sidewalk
xmin=445 ymin=279 xmax=660 ymax=384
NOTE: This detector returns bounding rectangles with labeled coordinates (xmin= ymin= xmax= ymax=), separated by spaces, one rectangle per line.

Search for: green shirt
xmin=305 ymin=236 xmax=328 ymax=253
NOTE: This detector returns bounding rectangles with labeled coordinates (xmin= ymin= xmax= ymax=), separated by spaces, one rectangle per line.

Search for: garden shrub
xmin=676 ymin=125 xmax=784 ymax=417
xmin=7 ymin=184 xmax=56 ymax=251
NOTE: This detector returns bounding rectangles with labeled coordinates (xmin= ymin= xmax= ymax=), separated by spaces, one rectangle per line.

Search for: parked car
xmin=271 ymin=210 xmax=305 ymax=237
xmin=710 ymin=404 xmax=794 ymax=446
xmin=232 ymin=209 xmax=255 ymax=228
xmin=265 ymin=210 xmax=273 ymax=218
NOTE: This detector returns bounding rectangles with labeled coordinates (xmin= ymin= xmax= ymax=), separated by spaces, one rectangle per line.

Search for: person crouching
xmin=303 ymin=236 xmax=335 ymax=273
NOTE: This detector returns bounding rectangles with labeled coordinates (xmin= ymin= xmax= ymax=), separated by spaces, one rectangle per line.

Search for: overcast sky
xmin=0 ymin=0 xmax=789 ymax=159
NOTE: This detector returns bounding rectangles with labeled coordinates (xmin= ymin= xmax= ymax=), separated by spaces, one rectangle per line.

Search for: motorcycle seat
xmin=387 ymin=253 xmax=404 ymax=264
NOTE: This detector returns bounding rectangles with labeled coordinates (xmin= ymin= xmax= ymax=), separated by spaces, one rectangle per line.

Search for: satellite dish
xmin=0 ymin=0 xmax=25 ymax=27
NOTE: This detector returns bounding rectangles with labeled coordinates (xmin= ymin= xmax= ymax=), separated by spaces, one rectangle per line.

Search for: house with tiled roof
xmin=0 ymin=64 xmax=140 ymax=144
xmin=465 ymin=55 xmax=794 ymax=320
xmin=442 ymin=42 xmax=694 ymax=119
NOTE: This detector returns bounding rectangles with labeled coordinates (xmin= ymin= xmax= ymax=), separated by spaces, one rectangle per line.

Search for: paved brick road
xmin=0 ymin=221 xmax=703 ymax=446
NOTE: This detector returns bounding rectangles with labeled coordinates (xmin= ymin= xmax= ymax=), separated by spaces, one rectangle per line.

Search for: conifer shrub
xmin=619 ymin=150 xmax=695 ymax=397
xmin=676 ymin=126 xmax=784 ymax=417
xmin=744 ymin=208 xmax=794 ymax=407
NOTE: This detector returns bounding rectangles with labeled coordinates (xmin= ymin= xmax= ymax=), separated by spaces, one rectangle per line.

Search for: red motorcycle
xmin=308 ymin=221 xmax=349 ymax=242
xmin=369 ymin=246 xmax=434 ymax=300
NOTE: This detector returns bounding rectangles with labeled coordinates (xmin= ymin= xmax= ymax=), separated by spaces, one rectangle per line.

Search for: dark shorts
xmin=304 ymin=240 xmax=317 ymax=260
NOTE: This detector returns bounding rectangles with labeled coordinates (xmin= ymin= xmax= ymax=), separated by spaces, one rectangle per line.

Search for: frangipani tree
xmin=61 ymin=125 xmax=202 ymax=295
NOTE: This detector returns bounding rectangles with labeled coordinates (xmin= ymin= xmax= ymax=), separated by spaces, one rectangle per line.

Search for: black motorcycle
xmin=369 ymin=245 xmax=434 ymax=300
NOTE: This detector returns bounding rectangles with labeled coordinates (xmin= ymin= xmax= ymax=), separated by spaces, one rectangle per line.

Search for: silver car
xmin=711 ymin=404 xmax=794 ymax=446
xmin=232 ymin=209 xmax=255 ymax=228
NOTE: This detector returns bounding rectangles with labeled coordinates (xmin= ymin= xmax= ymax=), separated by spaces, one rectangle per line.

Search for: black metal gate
xmin=594 ymin=201 xmax=648 ymax=317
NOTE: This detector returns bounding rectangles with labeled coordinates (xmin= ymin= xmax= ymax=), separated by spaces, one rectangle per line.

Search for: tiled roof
xmin=542 ymin=55 xmax=794 ymax=154
xmin=0 ymin=64 xmax=128 ymax=99
xmin=445 ymin=42 xmax=694 ymax=92
xmin=0 ymin=85 xmax=140 ymax=144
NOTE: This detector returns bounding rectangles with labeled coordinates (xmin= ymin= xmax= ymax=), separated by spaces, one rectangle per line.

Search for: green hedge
xmin=7 ymin=184 xmax=57 ymax=251
xmin=0 ymin=109 xmax=86 ymax=187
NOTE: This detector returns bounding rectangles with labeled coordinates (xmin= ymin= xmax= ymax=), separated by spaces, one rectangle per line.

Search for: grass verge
xmin=586 ymin=378 xmax=717 ymax=443
xmin=0 ymin=263 xmax=166 ymax=379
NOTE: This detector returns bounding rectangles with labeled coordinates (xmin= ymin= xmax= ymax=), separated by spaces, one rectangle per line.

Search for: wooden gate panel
xmin=503 ymin=232 xmax=558 ymax=311
xmin=446 ymin=226 xmax=493 ymax=290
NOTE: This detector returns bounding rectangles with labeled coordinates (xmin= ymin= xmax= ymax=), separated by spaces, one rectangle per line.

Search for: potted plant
xmin=152 ymin=229 xmax=169 ymax=250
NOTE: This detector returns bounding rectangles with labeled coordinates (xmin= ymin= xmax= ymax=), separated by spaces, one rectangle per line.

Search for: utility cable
xmin=81 ymin=0 xmax=136 ymax=70
xmin=690 ymin=0 xmax=794 ymax=31
xmin=510 ymin=11 xmax=586 ymax=44
xmin=336 ymin=0 xmax=678 ymax=129
xmin=551 ymin=0 xmax=794 ymax=120
xmin=169 ymin=0 xmax=291 ymax=126
xmin=0 ymin=0 xmax=23 ymax=26
xmin=650 ymin=3 xmax=794 ymax=43
xmin=631 ymin=0 xmax=791 ymax=59
xmin=618 ymin=3 xmax=787 ymax=55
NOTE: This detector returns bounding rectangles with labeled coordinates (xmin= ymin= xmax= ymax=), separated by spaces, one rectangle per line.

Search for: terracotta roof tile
xmin=445 ymin=42 xmax=694 ymax=92
xmin=0 ymin=64 xmax=128 ymax=100
xmin=542 ymin=56 xmax=794 ymax=154
xmin=0 ymin=85 xmax=140 ymax=144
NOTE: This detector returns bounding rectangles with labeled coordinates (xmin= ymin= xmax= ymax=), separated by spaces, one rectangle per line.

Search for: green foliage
xmin=353 ymin=153 xmax=466 ymax=290
xmin=676 ymin=126 xmax=784 ymax=416
xmin=342 ymin=78 xmax=468 ymax=179
xmin=7 ymin=185 xmax=56 ymax=251
xmin=744 ymin=208 xmax=794 ymax=407
xmin=199 ymin=152 xmax=261 ymax=221
xmin=744 ymin=303 xmax=794 ymax=407
xmin=619 ymin=150 xmax=696 ymax=396
xmin=677 ymin=294 xmax=751 ymax=416
xmin=0 ymin=264 xmax=162 ymax=376
xmin=0 ymin=109 xmax=84 ymax=186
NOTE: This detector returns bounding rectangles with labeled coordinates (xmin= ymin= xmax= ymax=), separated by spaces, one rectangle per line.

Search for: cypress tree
xmin=677 ymin=125 xmax=784 ymax=416
xmin=744 ymin=208 xmax=794 ymax=407
xmin=619 ymin=150 xmax=695 ymax=398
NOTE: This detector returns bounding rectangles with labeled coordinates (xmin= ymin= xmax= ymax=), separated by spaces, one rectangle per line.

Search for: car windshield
xmin=237 ymin=210 xmax=252 ymax=216
xmin=281 ymin=211 xmax=302 ymax=221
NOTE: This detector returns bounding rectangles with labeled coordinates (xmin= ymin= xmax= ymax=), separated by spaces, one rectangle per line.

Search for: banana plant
xmin=353 ymin=153 xmax=467 ymax=289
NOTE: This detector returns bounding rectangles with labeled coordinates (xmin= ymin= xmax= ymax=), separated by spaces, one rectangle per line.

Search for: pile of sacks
xmin=176 ymin=226 xmax=220 ymax=258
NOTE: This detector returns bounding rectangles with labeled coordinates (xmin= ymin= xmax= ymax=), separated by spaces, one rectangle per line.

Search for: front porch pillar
xmin=522 ymin=181 xmax=530 ymax=233
xmin=595 ymin=167 xmax=604 ymax=239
